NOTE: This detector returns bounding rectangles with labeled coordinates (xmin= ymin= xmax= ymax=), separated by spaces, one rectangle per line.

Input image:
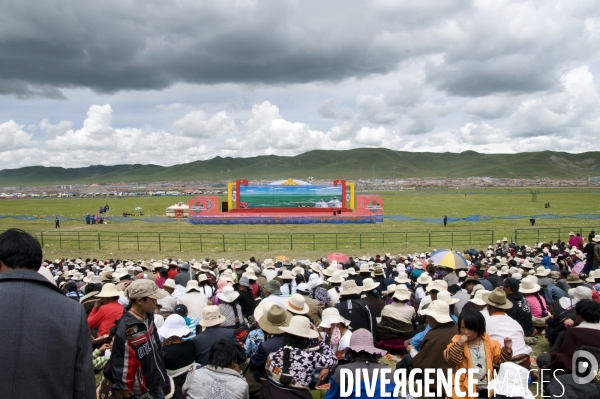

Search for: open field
xmin=0 ymin=188 xmax=598 ymax=260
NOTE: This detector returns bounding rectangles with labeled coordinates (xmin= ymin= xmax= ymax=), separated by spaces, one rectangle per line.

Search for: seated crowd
xmin=10 ymin=230 xmax=600 ymax=398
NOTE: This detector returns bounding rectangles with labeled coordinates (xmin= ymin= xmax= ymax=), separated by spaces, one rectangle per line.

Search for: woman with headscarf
xmin=158 ymin=314 xmax=194 ymax=399
xmin=308 ymin=273 xmax=328 ymax=306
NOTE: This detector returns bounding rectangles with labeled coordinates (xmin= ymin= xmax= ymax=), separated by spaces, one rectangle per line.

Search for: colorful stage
xmin=188 ymin=179 xmax=383 ymax=225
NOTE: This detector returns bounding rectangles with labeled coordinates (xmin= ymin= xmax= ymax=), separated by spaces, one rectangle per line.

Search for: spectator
xmin=87 ymin=283 xmax=124 ymax=337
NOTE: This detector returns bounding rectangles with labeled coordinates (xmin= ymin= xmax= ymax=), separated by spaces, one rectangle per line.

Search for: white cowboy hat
xmin=487 ymin=362 xmax=535 ymax=399
xmin=95 ymin=283 xmax=121 ymax=298
xmin=420 ymin=300 xmax=453 ymax=324
xmin=186 ymin=280 xmax=200 ymax=293
xmin=217 ymin=286 xmax=240 ymax=303
xmin=417 ymin=273 xmax=432 ymax=285
xmin=519 ymin=277 xmax=541 ymax=294
xmin=436 ymin=290 xmax=459 ymax=305
xmin=327 ymin=271 xmax=345 ymax=283
xmin=278 ymin=315 xmax=319 ymax=338
xmin=361 ymin=278 xmax=380 ymax=292
xmin=426 ymin=279 xmax=448 ymax=293
xmin=469 ymin=289 xmax=490 ymax=306
xmin=535 ymin=266 xmax=550 ymax=277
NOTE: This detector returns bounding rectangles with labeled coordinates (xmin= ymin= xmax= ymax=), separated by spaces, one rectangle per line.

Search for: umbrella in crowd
xmin=327 ymin=252 xmax=349 ymax=264
xmin=275 ymin=255 xmax=289 ymax=261
xmin=428 ymin=249 xmax=468 ymax=270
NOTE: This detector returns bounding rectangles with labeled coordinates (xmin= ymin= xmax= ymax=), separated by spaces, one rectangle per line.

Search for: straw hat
xmin=458 ymin=270 xmax=467 ymax=278
xmin=426 ymin=279 xmax=448 ymax=293
xmin=83 ymin=272 xmax=95 ymax=283
xmin=371 ymin=265 xmax=385 ymax=277
xmin=535 ymin=266 xmax=550 ymax=277
xmin=340 ymin=280 xmax=362 ymax=295
xmin=483 ymin=287 xmax=513 ymax=309
xmin=185 ymin=280 xmax=200 ymax=293
xmin=283 ymin=294 xmax=309 ymax=314
xmin=292 ymin=266 xmax=304 ymax=277
xmin=243 ymin=269 xmax=257 ymax=280
xmin=567 ymin=274 xmax=584 ymax=285
xmin=197 ymin=274 xmax=208 ymax=284
xmin=113 ymin=269 xmax=129 ymax=280
xmin=322 ymin=266 xmax=337 ymax=277
xmin=345 ymin=328 xmax=386 ymax=356
xmin=319 ymin=307 xmax=351 ymax=328
xmin=96 ymin=283 xmax=121 ymax=298
xmin=158 ymin=314 xmax=192 ymax=340
xmin=382 ymin=284 xmax=396 ymax=295
xmin=279 ymin=315 xmax=319 ymax=338
xmin=309 ymin=263 xmax=321 ymax=273
xmin=393 ymin=285 xmax=411 ymax=302
xmin=436 ymin=290 xmax=459 ymax=305
xmin=258 ymin=304 xmax=292 ymax=334
xmin=359 ymin=264 xmax=371 ymax=273
xmin=420 ymin=300 xmax=453 ymax=323
xmin=217 ymin=286 xmax=240 ymax=303
xmin=487 ymin=362 xmax=535 ymax=399
xmin=519 ymin=277 xmax=541 ymax=294
xmin=361 ymin=278 xmax=380 ymax=292
xmin=327 ymin=271 xmax=345 ymax=283
xmin=468 ymin=289 xmax=490 ymax=306
xmin=395 ymin=272 xmax=410 ymax=284
xmin=417 ymin=273 xmax=432 ymax=285
xmin=199 ymin=305 xmax=226 ymax=327
xmin=346 ymin=267 xmax=357 ymax=275
xmin=521 ymin=261 xmax=534 ymax=269
xmin=79 ymin=290 xmax=99 ymax=303
xmin=71 ymin=272 xmax=84 ymax=281
xmin=280 ymin=270 xmax=294 ymax=280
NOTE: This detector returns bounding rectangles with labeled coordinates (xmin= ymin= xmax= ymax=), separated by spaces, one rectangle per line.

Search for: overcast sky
xmin=1 ymin=0 xmax=599 ymax=170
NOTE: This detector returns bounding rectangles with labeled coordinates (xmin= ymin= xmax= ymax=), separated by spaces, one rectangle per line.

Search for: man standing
xmin=55 ymin=217 xmax=60 ymax=228
xmin=0 ymin=228 xmax=95 ymax=399
xmin=443 ymin=215 xmax=448 ymax=227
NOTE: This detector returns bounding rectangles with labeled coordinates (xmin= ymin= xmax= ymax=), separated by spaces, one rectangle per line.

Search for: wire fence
xmin=33 ymin=230 xmax=496 ymax=253
xmin=514 ymin=226 xmax=600 ymax=244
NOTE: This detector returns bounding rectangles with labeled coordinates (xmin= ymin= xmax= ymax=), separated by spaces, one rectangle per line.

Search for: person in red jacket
xmin=88 ymin=283 xmax=124 ymax=337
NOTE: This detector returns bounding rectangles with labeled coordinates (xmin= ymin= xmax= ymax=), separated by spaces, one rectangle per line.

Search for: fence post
xmin=267 ymin=234 xmax=269 ymax=251
xmin=222 ymin=234 xmax=225 ymax=252
xmin=359 ymin=233 xmax=362 ymax=249
xmin=313 ymin=234 xmax=315 ymax=251
xmin=244 ymin=234 xmax=247 ymax=251
xmin=78 ymin=231 xmax=81 ymax=250
xmin=98 ymin=232 xmax=101 ymax=250
xmin=335 ymin=234 xmax=338 ymax=250
xmin=514 ymin=230 xmax=517 ymax=244
xmin=179 ymin=233 xmax=182 ymax=252
xmin=158 ymin=233 xmax=161 ymax=252
xmin=136 ymin=232 xmax=139 ymax=251
xmin=117 ymin=233 xmax=120 ymax=250
xmin=199 ymin=234 xmax=203 ymax=252
xmin=451 ymin=231 xmax=454 ymax=247
xmin=428 ymin=231 xmax=431 ymax=247
xmin=59 ymin=232 xmax=62 ymax=249
xmin=491 ymin=231 xmax=494 ymax=246
xmin=40 ymin=231 xmax=44 ymax=248
xmin=290 ymin=234 xmax=293 ymax=250
xmin=405 ymin=232 xmax=408 ymax=248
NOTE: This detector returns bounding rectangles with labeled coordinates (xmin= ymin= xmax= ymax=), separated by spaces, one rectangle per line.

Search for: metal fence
xmin=34 ymin=230 xmax=495 ymax=253
xmin=514 ymin=226 xmax=600 ymax=244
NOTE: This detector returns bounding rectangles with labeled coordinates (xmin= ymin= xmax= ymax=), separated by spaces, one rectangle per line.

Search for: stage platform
xmin=189 ymin=208 xmax=383 ymax=224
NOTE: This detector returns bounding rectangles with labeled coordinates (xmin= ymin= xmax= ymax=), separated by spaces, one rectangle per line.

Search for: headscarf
xmin=308 ymin=273 xmax=323 ymax=289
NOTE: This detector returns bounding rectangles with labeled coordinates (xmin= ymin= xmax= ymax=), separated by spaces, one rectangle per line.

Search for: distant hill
xmin=1 ymin=148 xmax=599 ymax=186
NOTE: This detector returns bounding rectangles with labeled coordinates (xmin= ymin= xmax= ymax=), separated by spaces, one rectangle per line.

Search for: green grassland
xmin=1 ymin=148 xmax=600 ymax=185
xmin=0 ymin=188 xmax=598 ymax=261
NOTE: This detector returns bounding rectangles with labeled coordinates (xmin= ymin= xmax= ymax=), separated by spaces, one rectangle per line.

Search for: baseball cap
xmin=126 ymin=279 xmax=167 ymax=300
xmin=499 ymin=278 xmax=520 ymax=293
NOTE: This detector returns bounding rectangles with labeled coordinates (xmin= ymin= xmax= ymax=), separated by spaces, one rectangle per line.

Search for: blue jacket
xmin=542 ymin=255 xmax=552 ymax=269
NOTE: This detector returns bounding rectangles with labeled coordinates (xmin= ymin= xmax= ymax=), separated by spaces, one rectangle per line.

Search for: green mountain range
xmin=1 ymin=148 xmax=599 ymax=186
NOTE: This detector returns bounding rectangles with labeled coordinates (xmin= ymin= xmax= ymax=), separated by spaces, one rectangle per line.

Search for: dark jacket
xmin=505 ymin=292 xmax=534 ymax=336
xmin=336 ymin=296 xmax=378 ymax=342
xmin=249 ymin=334 xmax=286 ymax=381
xmin=237 ymin=290 xmax=256 ymax=318
xmin=109 ymin=311 xmax=167 ymax=393
xmin=192 ymin=326 xmax=246 ymax=366
xmin=0 ymin=269 xmax=95 ymax=399
xmin=487 ymin=274 xmax=503 ymax=288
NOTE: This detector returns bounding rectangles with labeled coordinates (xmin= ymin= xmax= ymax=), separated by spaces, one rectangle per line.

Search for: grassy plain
xmin=0 ymin=188 xmax=598 ymax=260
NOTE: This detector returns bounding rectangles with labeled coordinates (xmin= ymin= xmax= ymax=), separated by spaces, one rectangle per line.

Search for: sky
xmin=1 ymin=0 xmax=600 ymax=170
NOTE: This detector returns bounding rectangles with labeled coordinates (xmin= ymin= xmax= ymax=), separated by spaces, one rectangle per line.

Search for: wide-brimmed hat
xmin=341 ymin=280 xmax=362 ymax=295
xmin=469 ymin=289 xmax=490 ymax=306
xmin=359 ymin=264 xmax=371 ymax=273
xmin=487 ymin=266 xmax=498 ymax=275
xmin=113 ymin=269 xmax=129 ymax=280
xmin=283 ymin=294 xmax=309 ymax=314
xmin=483 ymin=287 xmax=513 ymax=309
xmin=296 ymin=283 xmax=310 ymax=294
xmin=371 ymin=265 xmax=385 ymax=277
xmin=197 ymin=274 xmax=208 ymax=284
xmin=395 ymin=272 xmax=410 ymax=284
xmin=436 ymin=290 xmax=459 ymax=305
xmin=217 ymin=286 xmax=240 ymax=302
xmin=291 ymin=266 xmax=304 ymax=277
xmin=519 ymin=277 xmax=541 ymax=294
xmin=309 ymin=262 xmax=321 ymax=273
xmin=199 ymin=305 xmax=226 ymax=327
xmin=71 ymin=272 xmax=84 ymax=281
xmin=520 ymin=261 xmax=534 ymax=269
xmin=420 ymin=300 xmax=453 ymax=324
xmin=567 ymin=274 xmax=584 ymax=285
xmin=279 ymin=315 xmax=319 ymax=338
xmin=243 ymin=269 xmax=257 ymax=280
xmin=587 ymin=271 xmax=596 ymax=283
xmin=345 ymin=328 xmax=386 ymax=356
xmin=393 ymin=285 xmax=411 ymax=301
xmin=327 ymin=271 xmax=345 ymax=283
xmin=382 ymin=284 xmax=396 ymax=295
xmin=126 ymin=279 xmax=166 ymax=300
xmin=322 ymin=266 xmax=337 ymax=277
xmin=417 ymin=273 xmax=432 ymax=285
xmin=487 ymin=362 xmax=535 ymax=399
xmin=238 ymin=276 xmax=250 ymax=287
xmin=426 ymin=279 xmax=448 ymax=293
xmin=163 ymin=278 xmax=176 ymax=289
xmin=185 ymin=280 xmax=200 ymax=293
xmin=264 ymin=280 xmax=282 ymax=295
xmin=346 ymin=267 xmax=357 ymax=275
xmin=460 ymin=276 xmax=478 ymax=288
xmin=535 ymin=266 xmax=550 ymax=277
xmin=361 ymin=278 xmax=380 ymax=292
xmin=258 ymin=304 xmax=292 ymax=334
xmin=83 ymin=272 xmax=95 ymax=283
xmin=96 ymin=283 xmax=121 ymax=298
xmin=594 ymin=235 xmax=600 ymax=242
xmin=280 ymin=270 xmax=294 ymax=280
xmin=158 ymin=314 xmax=192 ymax=340
xmin=319 ymin=307 xmax=351 ymax=328
xmin=79 ymin=290 xmax=99 ymax=303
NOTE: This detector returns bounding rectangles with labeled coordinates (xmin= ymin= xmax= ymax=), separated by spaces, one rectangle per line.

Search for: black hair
xmin=448 ymin=284 xmax=461 ymax=294
xmin=207 ymin=339 xmax=238 ymax=368
xmin=576 ymin=299 xmax=600 ymax=323
xmin=280 ymin=333 xmax=310 ymax=385
xmin=0 ymin=229 xmax=43 ymax=270
xmin=159 ymin=269 xmax=168 ymax=278
xmin=458 ymin=308 xmax=486 ymax=337
xmin=65 ymin=281 xmax=78 ymax=292
xmin=473 ymin=269 xmax=485 ymax=277
xmin=174 ymin=304 xmax=188 ymax=317
xmin=85 ymin=283 xmax=102 ymax=294
xmin=392 ymin=297 xmax=409 ymax=303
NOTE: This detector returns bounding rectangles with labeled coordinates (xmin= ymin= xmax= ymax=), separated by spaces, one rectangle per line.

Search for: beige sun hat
xmin=322 ymin=266 xmax=337 ymax=277
xmin=469 ymin=289 xmax=490 ymax=306
xmin=340 ymin=280 xmax=362 ymax=295
xmin=163 ymin=278 xmax=176 ymax=289
xmin=125 ymin=279 xmax=166 ymax=300
xmin=280 ymin=270 xmax=294 ymax=280
xmin=436 ymin=290 xmax=459 ymax=305
xmin=243 ymin=269 xmax=257 ymax=280
xmin=359 ymin=264 xmax=370 ymax=273
xmin=258 ymin=304 xmax=292 ymax=335
xmin=417 ymin=273 xmax=432 ymax=285
xmin=199 ymin=305 xmax=226 ymax=327
xmin=426 ymin=279 xmax=448 ymax=293
xmin=309 ymin=263 xmax=321 ymax=273
xmin=327 ymin=271 xmax=345 ymax=283
xmin=420 ymin=300 xmax=453 ymax=323
xmin=482 ymin=287 xmax=513 ymax=310
xmin=395 ymin=272 xmax=410 ymax=284
xmin=185 ymin=280 xmax=200 ymax=293
xmin=83 ymin=271 xmax=95 ymax=283
xmin=292 ymin=266 xmax=305 ymax=277
xmin=319 ymin=307 xmax=351 ymax=328
xmin=393 ymin=285 xmax=411 ymax=301
xmin=283 ymin=294 xmax=309 ymax=314
xmin=253 ymin=300 xmax=276 ymax=322
xmin=361 ymin=278 xmax=380 ymax=292
xmin=278 ymin=315 xmax=319 ymax=338
xmin=519 ymin=277 xmax=541 ymax=294
xmin=535 ymin=266 xmax=550 ymax=277
xmin=346 ymin=267 xmax=357 ymax=275
xmin=382 ymin=284 xmax=397 ymax=295
xmin=96 ymin=283 xmax=121 ymax=298
xmin=371 ymin=265 xmax=385 ymax=277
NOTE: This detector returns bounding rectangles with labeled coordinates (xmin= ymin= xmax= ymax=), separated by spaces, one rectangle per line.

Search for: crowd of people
xmin=2 ymin=228 xmax=600 ymax=398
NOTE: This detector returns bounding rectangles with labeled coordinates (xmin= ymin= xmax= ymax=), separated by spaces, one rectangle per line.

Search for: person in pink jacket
xmin=519 ymin=277 xmax=548 ymax=330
